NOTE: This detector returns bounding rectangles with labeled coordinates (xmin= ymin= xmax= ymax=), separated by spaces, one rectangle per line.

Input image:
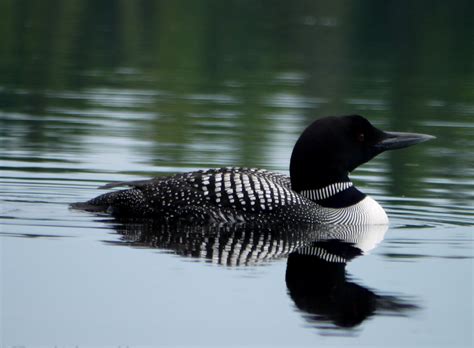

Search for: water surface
xmin=1 ymin=1 xmax=473 ymax=347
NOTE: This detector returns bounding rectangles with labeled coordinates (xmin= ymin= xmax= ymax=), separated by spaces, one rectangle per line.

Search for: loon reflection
xmin=108 ymin=220 xmax=417 ymax=329
xmin=285 ymin=225 xmax=418 ymax=329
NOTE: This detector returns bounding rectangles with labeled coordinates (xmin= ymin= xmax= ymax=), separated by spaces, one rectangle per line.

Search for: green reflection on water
xmin=1 ymin=0 xmax=473 ymax=200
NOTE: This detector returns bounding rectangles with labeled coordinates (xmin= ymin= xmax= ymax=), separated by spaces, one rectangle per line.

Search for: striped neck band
xmin=301 ymin=182 xmax=353 ymax=201
xmin=295 ymin=245 xmax=347 ymax=263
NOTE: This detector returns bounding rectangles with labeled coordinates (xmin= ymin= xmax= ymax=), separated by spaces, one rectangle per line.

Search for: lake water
xmin=1 ymin=1 xmax=473 ymax=347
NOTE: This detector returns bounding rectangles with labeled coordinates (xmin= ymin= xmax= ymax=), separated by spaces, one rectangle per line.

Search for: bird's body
xmin=74 ymin=167 xmax=388 ymax=225
xmin=72 ymin=115 xmax=434 ymax=225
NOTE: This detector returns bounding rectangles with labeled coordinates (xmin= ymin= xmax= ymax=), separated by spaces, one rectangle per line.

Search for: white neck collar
xmin=300 ymin=182 xmax=353 ymax=201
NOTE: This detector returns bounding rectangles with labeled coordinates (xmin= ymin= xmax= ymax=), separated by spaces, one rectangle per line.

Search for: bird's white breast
xmin=319 ymin=196 xmax=389 ymax=225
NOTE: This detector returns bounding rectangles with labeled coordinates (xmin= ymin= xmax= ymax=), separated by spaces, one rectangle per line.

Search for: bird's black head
xmin=290 ymin=115 xmax=435 ymax=192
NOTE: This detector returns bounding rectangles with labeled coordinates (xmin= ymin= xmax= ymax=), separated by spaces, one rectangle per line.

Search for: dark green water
xmin=1 ymin=1 xmax=473 ymax=346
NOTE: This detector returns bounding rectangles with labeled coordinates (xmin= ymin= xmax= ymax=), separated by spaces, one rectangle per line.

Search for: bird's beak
xmin=374 ymin=131 xmax=436 ymax=151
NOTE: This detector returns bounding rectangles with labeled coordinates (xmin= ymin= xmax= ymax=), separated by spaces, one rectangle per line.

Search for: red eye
xmin=358 ymin=133 xmax=365 ymax=142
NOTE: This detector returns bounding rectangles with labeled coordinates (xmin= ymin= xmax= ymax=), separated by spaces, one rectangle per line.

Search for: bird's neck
xmin=289 ymin=153 xmax=366 ymax=208
xmin=300 ymin=183 xmax=366 ymax=208
xmin=291 ymin=172 xmax=366 ymax=208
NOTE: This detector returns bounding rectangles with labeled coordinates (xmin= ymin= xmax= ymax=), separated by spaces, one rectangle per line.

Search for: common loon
xmin=71 ymin=115 xmax=434 ymax=225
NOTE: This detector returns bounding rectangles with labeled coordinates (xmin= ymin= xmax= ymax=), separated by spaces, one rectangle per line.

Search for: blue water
xmin=2 ymin=106 xmax=472 ymax=346
xmin=1 ymin=1 xmax=473 ymax=346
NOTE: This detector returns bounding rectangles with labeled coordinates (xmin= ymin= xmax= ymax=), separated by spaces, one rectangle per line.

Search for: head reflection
xmin=109 ymin=220 xmax=417 ymax=331
xmin=285 ymin=224 xmax=413 ymax=329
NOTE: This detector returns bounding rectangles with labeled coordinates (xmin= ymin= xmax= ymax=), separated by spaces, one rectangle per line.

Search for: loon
xmin=71 ymin=115 xmax=434 ymax=225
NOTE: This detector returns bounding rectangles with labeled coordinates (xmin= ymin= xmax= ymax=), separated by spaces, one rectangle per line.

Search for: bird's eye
xmin=358 ymin=133 xmax=365 ymax=142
